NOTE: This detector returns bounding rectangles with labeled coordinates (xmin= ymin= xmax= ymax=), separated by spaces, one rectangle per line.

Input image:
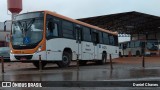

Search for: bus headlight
xmin=37 ymin=46 xmax=42 ymax=53
xmin=10 ymin=50 xmax=13 ymax=53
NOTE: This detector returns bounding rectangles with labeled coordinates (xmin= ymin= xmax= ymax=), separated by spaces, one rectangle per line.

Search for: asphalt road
xmin=0 ymin=57 xmax=160 ymax=90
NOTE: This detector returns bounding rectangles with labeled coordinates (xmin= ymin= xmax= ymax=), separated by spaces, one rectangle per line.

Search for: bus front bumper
xmin=10 ymin=51 xmax=46 ymax=61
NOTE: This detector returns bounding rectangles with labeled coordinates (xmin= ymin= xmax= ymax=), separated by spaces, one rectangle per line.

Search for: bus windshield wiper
xmin=27 ymin=18 xmax=35 ymax=30
xmin=17 ymin=21 xmax=23 ymax=31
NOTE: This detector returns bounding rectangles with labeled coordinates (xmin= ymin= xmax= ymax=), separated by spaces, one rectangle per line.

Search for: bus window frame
xmin=62 ymin=20 xmax=74 ymax=39
xmin=102 ymin=32 xmax=109 ymax=45
xmin=91 ymin=29 xmax=99 ymax=45
xmin=75 ymin=24 xmax=83 ymax=43
xmin=46 ymin=14 xmax=60 ymax=40
xmin=82 ymin=26 xmax=92 ymax=42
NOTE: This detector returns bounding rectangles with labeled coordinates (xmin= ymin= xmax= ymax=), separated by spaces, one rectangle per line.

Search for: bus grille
xmin=14 ymin=55 xmax=33 ymax=60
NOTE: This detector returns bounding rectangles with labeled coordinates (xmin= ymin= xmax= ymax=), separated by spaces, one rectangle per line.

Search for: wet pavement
xmin=0 ymin=57 xmax=160 ymax=90
xmin=1 ymin=67 xmax=160 ymax=81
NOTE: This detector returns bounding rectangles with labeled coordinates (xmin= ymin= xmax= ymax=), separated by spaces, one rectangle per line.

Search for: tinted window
xmin=109 ymin=35 xmax=114 ymax=45
xmin=99 ymin=32 xmax=103 ymax=43
xmin=62 ymin=20 xmax=74 ymax=38
xmin=103 ymin=33 xmax=109 ymax=44
xmin=130 ymin=42 xmax=135 ymax=48
xmin=127 ymin=42 xmax=130 ymax=48
xmin=135 ymin=41 xmax=140 ymax=47
xmin=146 ymin=40 xmax=158 ymax=50
xmin=75 ymin=25 xmax=82 ymax=42
xmin=0 ymin=42 xmax=5 ymax=47
xmin=123 ymin=43 xmax=127 ymax=49
xmin=46 ymin=15 xmax=59 ymax=39
xmin=114 ymin=35 xmax=118 ymax=46
xmin=119 ymin=43 xmax=123 ymax=49
xmin=83 ymin=27 xmax=91 ymax=41
xmin=92 ymin=31 xmax=99 ymax=44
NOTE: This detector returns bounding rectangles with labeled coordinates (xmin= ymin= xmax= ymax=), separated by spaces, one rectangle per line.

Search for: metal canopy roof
xmin=78 ymin=11 xmax=160 ymax=35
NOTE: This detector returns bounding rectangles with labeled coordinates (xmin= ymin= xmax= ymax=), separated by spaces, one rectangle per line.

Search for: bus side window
xmin=141 ymin=42 xmax=145 ymax=48
xmin=62 ymin=20 xmax=74 ymax=39
xmin=92 ymin=31 xmax=99 ymax=44
xmin=83 ymin=27 xmax=91 ymax=42
xmin=47 ymin=19 xmax=55 ymax=34
xmin=130 ymin=42 xmax=134 ymax=48
xmin=109 ymin=35 xmax=114 ymax=45
xmin=127 ymin=42 xmax=130 ymax=48
xmin=103 ymin=33 xmax=109 ymax=45
xmin=123 ymin=43 xmax=127 ymax=49
xmin=99 ymin=32 xmax=103 ymax=43
xmin=114 ymin=35 xmax=118 ymax=46
xmin=46 ymin=19 xmax=59 ymax=40
xmin=75 ymin=25 xmax=82 ymax=43
xmin=96 ymin=32 xmax=99 ymax=43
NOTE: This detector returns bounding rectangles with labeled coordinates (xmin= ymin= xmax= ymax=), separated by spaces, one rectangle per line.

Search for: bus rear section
xmin=119 ymin=40 xmax=159 ymax=57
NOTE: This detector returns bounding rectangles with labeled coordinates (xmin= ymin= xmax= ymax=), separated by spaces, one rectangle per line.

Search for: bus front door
xmin=46 ymin=17 xmax=61 ymax=61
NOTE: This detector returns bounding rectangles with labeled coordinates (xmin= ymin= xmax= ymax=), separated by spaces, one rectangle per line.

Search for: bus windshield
xmin=11 ymin=12 xmax=44 ymax=49
xmin=146 ymin=40 xmax=158 ymax=51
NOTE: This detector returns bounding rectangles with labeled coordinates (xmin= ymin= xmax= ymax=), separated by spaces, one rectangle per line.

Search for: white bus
xmin=119 ymin=39 xmax=159 ymax=57
xmin=10 ymin=10 xmax=119 ymax=68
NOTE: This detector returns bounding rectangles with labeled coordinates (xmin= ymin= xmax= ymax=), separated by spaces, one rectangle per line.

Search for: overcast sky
xmin=0 ymin=0 xmax=159 ymax=42
xmin=0 ymin=0 xmax=160 ymax=22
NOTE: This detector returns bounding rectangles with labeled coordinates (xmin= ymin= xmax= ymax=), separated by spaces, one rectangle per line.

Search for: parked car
xmin=0 ymin=47 xmax=10 ymax=62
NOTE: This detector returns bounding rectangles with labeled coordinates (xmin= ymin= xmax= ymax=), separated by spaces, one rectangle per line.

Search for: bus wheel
xmin=79 ymin=61 xmax=87 ymax=66
xmin=57 ymin=52 xmax=71 ymax=68
xmin=32 ymin=61 xmax=47 ymax=69
xmin=96 ymin=53 xmax=106 ymax=65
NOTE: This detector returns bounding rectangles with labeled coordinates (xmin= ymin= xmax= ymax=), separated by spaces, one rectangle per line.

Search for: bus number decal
xmin=86 ymin=44 xmax=90 ymax=47
xmin=85 ymin=49 xmax=91 ymax=51
xmin=102 ymin=46 xmax=107 ymax=49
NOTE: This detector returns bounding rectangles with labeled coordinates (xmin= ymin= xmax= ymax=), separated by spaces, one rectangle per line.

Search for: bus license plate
xmin=20 ymin=57 xmax=27 ymax=60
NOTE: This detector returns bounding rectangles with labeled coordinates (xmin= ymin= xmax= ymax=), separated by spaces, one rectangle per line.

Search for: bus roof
xmin=45 ymin=10 xmax=118 ymax=35
xmin=119 ymin=40 xmax=143 ymax=44
xmin=119 ymin=39 xmax=158 ymax=44
xmin=20 ymin=10 xmax=117 ymax=35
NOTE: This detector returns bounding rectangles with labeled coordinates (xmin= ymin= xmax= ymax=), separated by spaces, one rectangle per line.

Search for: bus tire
xmin=96 ymin=53 xmax=106 ymax=65
xmin=32 ymin=61 xmax=47 ymax=69
xmin=57 ymin=52 xmax=71 ymax=68
xmin=79 ymin=61 xmax=87 ymax=66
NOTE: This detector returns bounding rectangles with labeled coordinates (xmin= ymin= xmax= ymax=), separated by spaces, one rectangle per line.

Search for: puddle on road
xmin=1 ymin=68 xmax=160 ymax=81
xmin=130 ymin=69 xmax=160 ymax=78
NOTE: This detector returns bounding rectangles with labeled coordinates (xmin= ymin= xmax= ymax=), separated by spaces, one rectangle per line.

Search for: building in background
xmin=0 ymin=21 xmax=11 ymax=47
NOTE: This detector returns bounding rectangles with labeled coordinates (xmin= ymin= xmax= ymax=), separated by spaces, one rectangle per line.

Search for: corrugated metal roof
xmin=78 ymin=11 xmax=160 ymax=35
